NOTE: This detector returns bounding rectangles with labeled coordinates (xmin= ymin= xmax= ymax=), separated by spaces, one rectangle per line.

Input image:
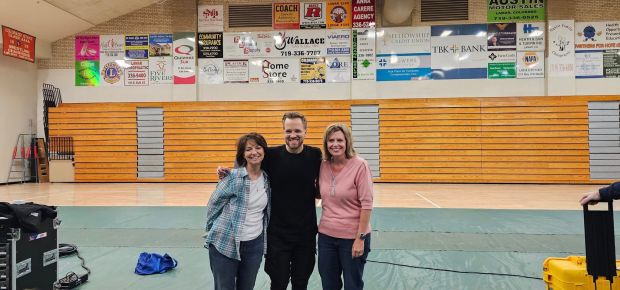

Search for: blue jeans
xmin=209 ymin=233 xmax=264 ymax=290
xmin=318 ymin=232 xmax=371 ymax=290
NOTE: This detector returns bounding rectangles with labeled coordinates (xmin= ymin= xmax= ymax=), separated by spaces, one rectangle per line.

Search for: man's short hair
xmin=282 ymin=112 xmax=307 ymax=129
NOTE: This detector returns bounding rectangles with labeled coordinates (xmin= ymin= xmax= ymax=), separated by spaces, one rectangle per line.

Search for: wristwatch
xmin=358 ymin=233 xmax=368 ymax=240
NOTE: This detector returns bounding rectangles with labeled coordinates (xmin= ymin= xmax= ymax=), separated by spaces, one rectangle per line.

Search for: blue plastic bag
xmin=134 ymin=252 xmax=178 ymax=275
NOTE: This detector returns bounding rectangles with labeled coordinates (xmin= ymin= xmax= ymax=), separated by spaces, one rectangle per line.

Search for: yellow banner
xmin=326 ymin=0 xmax=352 ymax=29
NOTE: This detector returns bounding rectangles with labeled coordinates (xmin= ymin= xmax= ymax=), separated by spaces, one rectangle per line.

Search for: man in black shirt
xmin=218 ymin=112 xmax=321 ymax=290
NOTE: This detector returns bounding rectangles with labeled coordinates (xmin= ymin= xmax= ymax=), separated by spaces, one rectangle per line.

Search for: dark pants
xmin=264 ymin=233 xmax=316 ymax=290
xmin=318 ymin=232 xmax=371 ymax=290
xmin=209 ymin=233 xmax=264 ymax=290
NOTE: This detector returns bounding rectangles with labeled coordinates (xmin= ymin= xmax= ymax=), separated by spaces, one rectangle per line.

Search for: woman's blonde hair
xmin=322 ymin=123 xmax=356 ymax=160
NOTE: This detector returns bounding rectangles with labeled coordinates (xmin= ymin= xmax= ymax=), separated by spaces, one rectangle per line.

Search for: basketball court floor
xmin=0 ymin=182 xmax=611 ymax=289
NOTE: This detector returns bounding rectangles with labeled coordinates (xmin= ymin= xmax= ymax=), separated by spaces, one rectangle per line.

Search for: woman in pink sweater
xmin=318 ymin=123 xmax=374 ymax=290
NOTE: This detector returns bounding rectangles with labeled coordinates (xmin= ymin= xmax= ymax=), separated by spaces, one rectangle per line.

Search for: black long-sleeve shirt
xmin=599 ymin=182 xmax=620 ymax=201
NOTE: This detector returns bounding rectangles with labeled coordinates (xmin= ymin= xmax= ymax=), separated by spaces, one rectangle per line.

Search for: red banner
xmin=352 ymin=0 xmax=375 ymax=28
xmin=2 ymin=26 xmax=35 ymax=62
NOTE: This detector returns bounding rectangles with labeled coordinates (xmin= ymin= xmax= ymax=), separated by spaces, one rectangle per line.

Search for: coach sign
xmin=2 ymin=26 xmax=35 ymax=62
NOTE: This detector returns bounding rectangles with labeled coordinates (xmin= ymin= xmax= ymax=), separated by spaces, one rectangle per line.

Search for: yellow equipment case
xmin=544 ymin=202 xmax=618 ymax=290
xmin=543 ymin=256 xmax=620 ymax=290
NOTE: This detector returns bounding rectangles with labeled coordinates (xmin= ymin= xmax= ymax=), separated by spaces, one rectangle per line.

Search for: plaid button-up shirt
xmin=204 ymin=167 xmax=271 ymax=260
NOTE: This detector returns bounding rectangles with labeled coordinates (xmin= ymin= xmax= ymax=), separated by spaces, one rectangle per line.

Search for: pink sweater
xmin=318 ymin=155 xmax=374 ymax=239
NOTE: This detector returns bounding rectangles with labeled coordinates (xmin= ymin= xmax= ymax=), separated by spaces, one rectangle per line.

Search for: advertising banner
xmin=300 ymin=57 xmax=327 ymax=83
xmin=198 ymin=32 xmax=223 ymax=58
xmin=517 ymin=51 xmax=544 ymax=79
xmin=273 ymin=3 xmax=300 ymax=29
xmin=249 ymin=58 xmax=300 ymax=83
xmin=199 ymin=58 xmax=224 ymax=84
xmin=487 ymin=23 xmax=516 ymax=51
xmin=326 ymin=29 xmax=351 ymax=55
xmin=125 ymin=35 xmax=149 ymax=59
xmin=273 ymin=30 xmax=327 ymax=57
xmin=224 ymin=60 xmax=249 ymax=83
xmin=377 ymin=27 xmax=431 ymax=54
xmin=575 ymin=50 xmax=604 ymax=78
xmin=604 ymin=50 xmax=620 ymax=78
xmin=100 ymin=35 xmax=125 ymax=86
xmin=487 ymin=51 xmax=516 ymax=79
xmin=548 ymin=20 xmax=575 ymax=77
xmin=326 ymin=56 xmax=351 ymax=82
xmin=173 ymin=32 xmax=196 ymax=84
xmin=352 ymin=28 xmax=375 ymax=80
xmin=223 ymin=32 xmax=276 ymax=58
xmin=575 ymin=21 xmax=620 ymax=50
xmin=487 ymin=0 xmax=545 ymax=23
xmin=300 ymin=2 xmax=326 ymax=29
xmin=75 ymin=61 xmax=100 ymax=86
xmin=75 ymin=35 xmax=100 ymax=61
xmin=517 ymin=22 xmax=545 ymax=51
xmin=352 ymin=0 xmax=375 ymax=28
xmin=326 ymin=0 xmax=352 ymax=29
xmin=198 ymin=5 xmax=224 ymax=32
xmin=124 ymin=60 xmax=149 ymax=86
xmin=431 ymin=24 xmax=488 ymax=80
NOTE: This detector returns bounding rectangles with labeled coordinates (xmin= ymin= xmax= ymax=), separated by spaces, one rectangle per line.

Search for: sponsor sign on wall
xmin=487 ymin=51 xmax=516 ymax=79
xmin=326 ymin=0 xmax=352 ymax=29
xmin=249 ymin=58 xmax=300 ymax=83
xmin=199 ymin=58 xmax=224 ymax=84
xmin=125 ymin=35 xmax=149 ymax=59
xmin=148 ymin=34 xmax=173 ymax=85
xmin=224 ymin=60 xmax=249 ymax=83
xmin=2 ymin=26 xmax=35 ymax=62
xmin=575 ymin=22 xmax=620 ymax=50
xmin=352 ymin=28 xmax=375 ymax=80
xmin=149 ymin=34 xmax=172 ymax=57
xmin=487 ymin=23 xmax=516 ymax=51
xmin=273 ymin=30 xmax=327 ymax=57
xmin=198 ymin=5 xmax=224 ymax=32
xmin=487 ymin=0 xmax=545 ymax=23
xmin=273 ymin=3 xmax=300 ymax=29
xmin=604 ymin=50 xmax=620 ymax=78
xmin=100 ymin=35 xmax=125 ymax=86
xmin=173 ymin=32 xmax=196 ymax=84
xmin=76 ymin=35 xmax=100 ymax=86
xmin=548 ymin=20 xmax=575 ymax=77
xmin=575 ymin=50 xmax=604 ymax=78
xmin=223 ymin=32 xmax=276 ymax=58
xmin=352 ymin=0 xmax=375 ymax=28
xmin=326 ymin=29 xmax=351 ymax=55
xmin=75 ymin=35 xmax=100 ymax=61
xmin=376 ymin=27 xmax=431 ymax=81
xmin=198 ymin=32 xmax=223 ymax=58
xmin=326 ymin=56 xmax=351 ymax=82
xmin=300 ymin=2 xmax=326 ymax=29
xmin=517 ymin=22 xmax=545 ymax=51
xmin=300 ymin=57 xmax=327 ymax=83
xmin=517 ymin=51 xmax=544 ymax=79
xmin=377 ymin=27 xmax=431 ymax=54
xmin=431 ymin=24 xmax=488 ymax=80
xmin=75 ymin=61 xmax=100 ymax=86
xmin=124 ymin=60 xmax=149 ymax=86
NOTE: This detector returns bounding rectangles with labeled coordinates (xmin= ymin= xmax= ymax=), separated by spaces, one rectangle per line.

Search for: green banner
xmin=488 ymin=62 xmax=516 ymax=79
xmin=75 ymin=61 xmax=100 ymax=86
xmin=487 ymin=0 xmax=545 ymax=23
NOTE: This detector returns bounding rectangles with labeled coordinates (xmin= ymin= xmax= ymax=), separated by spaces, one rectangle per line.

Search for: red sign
xmin=2 ymin=26 xmax=35 ymax=62
xmin=352 ymin=0 xmax=375 ymax=28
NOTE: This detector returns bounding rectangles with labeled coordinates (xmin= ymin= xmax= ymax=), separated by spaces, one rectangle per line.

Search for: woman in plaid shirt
xmin=205 ymin=133 xmax=272 ymax=290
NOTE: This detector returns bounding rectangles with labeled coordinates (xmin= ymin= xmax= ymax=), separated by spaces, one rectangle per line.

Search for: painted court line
xmin=416 ymin=192 xmax=441 ymax=208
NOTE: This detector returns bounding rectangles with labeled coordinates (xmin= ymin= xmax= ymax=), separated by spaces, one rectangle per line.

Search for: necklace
xmin=328 ymin=159 xmax=346 ymax=197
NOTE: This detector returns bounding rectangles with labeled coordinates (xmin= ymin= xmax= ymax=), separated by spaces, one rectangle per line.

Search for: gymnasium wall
xmin=0 ymin=54 xmax=38 ymax=183
xmin=35 ymin=0 xmax=620 ymax=104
